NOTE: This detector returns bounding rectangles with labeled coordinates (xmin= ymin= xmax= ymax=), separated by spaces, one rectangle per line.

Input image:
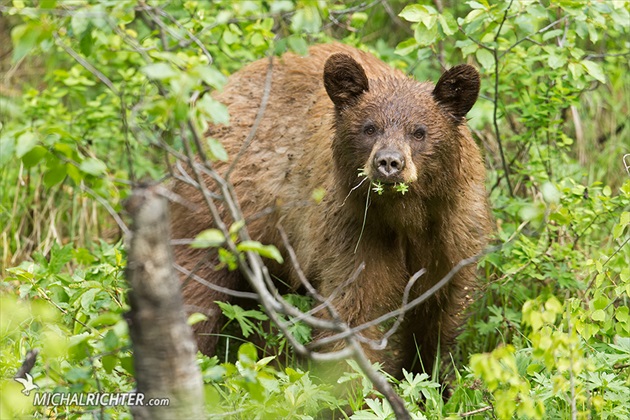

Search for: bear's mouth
xmin=370 ymin=179 xmax=410 ymax=196
xmin=365 ymin=170 xmax=406 ymax=185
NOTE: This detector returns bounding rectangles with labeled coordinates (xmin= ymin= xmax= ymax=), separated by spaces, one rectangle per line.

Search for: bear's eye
xmin=364 ymin=124 xmax=377 ymax=136
xmin=412 ymin=126 xmax=426 ymax=140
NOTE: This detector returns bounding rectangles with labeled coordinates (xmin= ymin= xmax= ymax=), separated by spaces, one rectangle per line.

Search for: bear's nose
xmin=374 ymin=149 xmax=405 ymax=178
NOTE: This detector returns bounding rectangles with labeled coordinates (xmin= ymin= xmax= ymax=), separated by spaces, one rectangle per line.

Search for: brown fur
xmin=170 ymin=44 xmax=491 ymax=376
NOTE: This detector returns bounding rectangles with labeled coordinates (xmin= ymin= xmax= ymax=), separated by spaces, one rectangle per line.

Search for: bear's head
xmin=324 ymin=53 xmax=480 ymax=203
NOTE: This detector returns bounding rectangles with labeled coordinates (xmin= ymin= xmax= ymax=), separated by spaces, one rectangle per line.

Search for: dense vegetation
xmin=1 ymin=0 xmax=629 ymax=418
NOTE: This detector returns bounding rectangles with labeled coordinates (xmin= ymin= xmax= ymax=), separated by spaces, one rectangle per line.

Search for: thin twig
xmin=460 ymin=405 xmax=493 ymax=417
xmin=492 ymin=0 xmax=515 ymax=197
xmin=80 ymin=184 xmax=130 ymax=237
xmin=585 ymin=236 xmax=630 ymax=291
xmin=499 ymin=16 xmax=567 ymax=60
xmin=275 ymin=225 xmax=410 ymax=418
xmin=53 ymin=32 xmax=119 ymax=95
xmin=173 ymin=263 xmax=259 ymax=300
xmin=226 ymin=55 xmax=274 ymax=179
xmin=147 ymin=5 xmax=214 ymax=64
xmin=310 ymin=252 xmax=489 ymax=348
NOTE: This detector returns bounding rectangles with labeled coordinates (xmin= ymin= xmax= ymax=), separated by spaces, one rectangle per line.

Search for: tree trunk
xmin=124 ymin=186 xmax=205 ymax=420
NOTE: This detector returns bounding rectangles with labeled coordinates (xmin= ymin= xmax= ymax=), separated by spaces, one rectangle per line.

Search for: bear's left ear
xmin=324 ymin=53 xmax=369 ymax=110
xmin=432 ymin=64 xmax=480 ymax=120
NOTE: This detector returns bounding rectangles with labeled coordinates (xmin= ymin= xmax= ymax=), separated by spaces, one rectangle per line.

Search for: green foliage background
xmin=1 ymin=0 xmax=629 ymax=418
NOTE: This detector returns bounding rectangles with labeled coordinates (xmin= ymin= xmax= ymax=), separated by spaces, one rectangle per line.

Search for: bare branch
xmin=372 ymin=268 xmax=425 ymax=351
xmin=80 ymin=184 xmax=130 ymax=237
xmin=226 ymin=55 xmax=274 ymax=179
xmin=275 ymin=224 xmax=409 ymax=417
xmin=492 ymin=0 xmax=515 ymax=197
xmin=460 ymin=405 xmax=493 ymax=417
xmin=173 ymin=263 xmax=259 ymax=300
xmin=145 ymin=4 xmax=214 ymax=64
xmin=53 ymin=32 xmax=119 ymax=95
xmin=499 ymin=16 xmax=567 ymax=60
xmin=310 ymin=253 xmax=483 ymax=348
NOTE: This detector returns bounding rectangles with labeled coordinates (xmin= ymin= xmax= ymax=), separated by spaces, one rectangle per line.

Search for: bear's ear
xmin=324 ymin=53 xmax=369 ymax=110
xmin=432 ymin=64 xmax=480 ymax=120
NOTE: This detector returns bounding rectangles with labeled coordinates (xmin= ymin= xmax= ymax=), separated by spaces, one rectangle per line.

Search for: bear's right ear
xmin=324 ymin=53 xmax=369 ymax=110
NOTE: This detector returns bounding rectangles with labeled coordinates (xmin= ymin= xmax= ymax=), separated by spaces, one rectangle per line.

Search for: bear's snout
xmin=373 ymin=149 xmax=405 ymax=180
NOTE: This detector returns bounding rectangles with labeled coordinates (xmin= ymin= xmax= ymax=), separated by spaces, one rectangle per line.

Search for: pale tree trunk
xmin=124 ymin=186 xmax=205 ymax=420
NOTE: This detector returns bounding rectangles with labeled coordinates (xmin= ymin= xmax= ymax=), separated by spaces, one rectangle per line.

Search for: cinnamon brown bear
xmin=170 ymin=43 xmax=491 ymax=376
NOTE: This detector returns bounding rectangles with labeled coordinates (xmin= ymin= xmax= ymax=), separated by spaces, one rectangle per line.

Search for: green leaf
xmin=414 ymin=22 xmax=438 ymax=47
xmin=582 ymin=60 xmax=606 ymax=83
xmin=287 ymin=35 xmax=309 ymax=56
xmin=222 ymin=28 xmax=237 ymax=45
xmin=66 ymin=163 xmax=82 ymax=184
xmin=544 ymin=296 xmax=562 ymax=314
xmin=542 ymin=29 xmax=564 ymax=41
xmin=69 ymin=332 xmax=91 ymax=348
xmin=79 ymin=27 xmax=94 ymax=56
xmin=191 ymin=229 xmax=225 ymax=248
xmin=207 ymin=137 xmax=228 ymax=162
xmin=399 ymin=5 xmax=426 ymax=23
xmin=451 ymin=35 xmax=468 ymax=52
xmin=547 ymin=53 xmax=566 ymax=70
xmin=120 ymin=356 xmax=134 ymax=376
xmin=238 ymin=342 xmax=259 ymax=363
xmin=187 ymin=312 xmax=208 ymax=326
xmin=71 ymin=10 xmax=90 ymax=37
xmin=216 ymin=302 xmax=268 ymax=338
xmin=21 ymin=145 xmax=48 ymax=168
xmin=43 ymin=163 xmax=67 ymax=187
xmin=350 ymin=12 xmax=368 ymax=28
xmin=541 ymin=182 xmax=561 ymax=204
xmin=438 ymin=12 xmax=458 ymax=36
xmin=568 ymin=62 xmax=582 ymax=80
xmin=198 ymin=96 xmax=230 ymax=125
xmin=613 ymin=223 xmax=625 ymax=239
xmin=103 ymin=329 xmax=119 ymax=351
xmin=87 ymin=313 xmax=120 ymax=328
xmin=616 ymin=306 xmax=629 ymax=323
xmin=311 ymin=187 xmax=326 ymax=204
xmin=11 ymin=23 xmax=40 ymax=63
xmin=16 ymin=131 xmax=38 ymax=158
xmin=290 ymin=5 xmax=322 ymax=34
xmin=395 ymin=183 xmax=409 ymax=195
xmin=0 ymin=135 xmax=15 ymax=167
xmin=475 ymin=48 xmax=494 ymax=70
xmin=41 ymin=0 xmax=57 ymax=8
xmin=229 ymin=220 xmax=245 ymax=237
xmin=142 ymin=63 xmax=178 ymax=80
xmin=237 ymin=241 xmax=284 ymax=263
xmin=468 ymin=0 xmax=488 ymax=10
xmin=515 ymin=14 xmax=535 ymax=34
xmin=80 ymin=288 xmax=99 ymax=311
xmin=195 ymin=65 xmax=227 ymax=90
xmin=591 ymin=309 xmax=606 ymax=322
xmin=79 ymin=157 xmax=107 ymax=176
xmin=101 ymin=354 xmax=117 ymax=374
xmin=394 ymin=38 xmax=417 ymax=56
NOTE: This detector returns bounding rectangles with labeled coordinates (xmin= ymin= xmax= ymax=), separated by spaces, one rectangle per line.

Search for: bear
xmin=169 ymin=43 xmax=491 ymax=377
